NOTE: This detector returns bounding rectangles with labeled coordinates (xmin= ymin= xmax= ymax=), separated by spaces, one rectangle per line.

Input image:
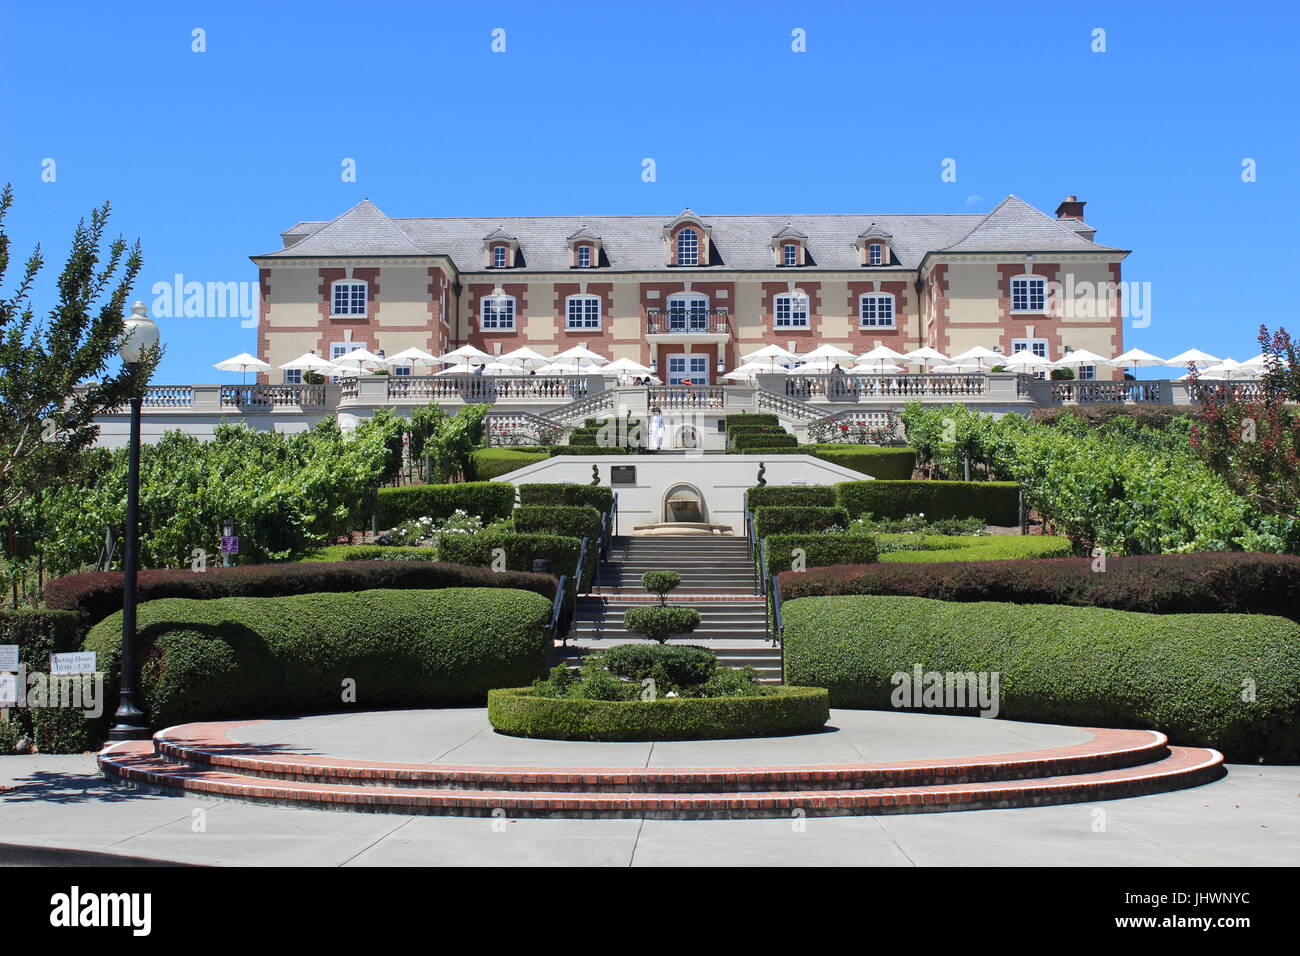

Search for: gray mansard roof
xmin=258 ymin=195 xmax=1122 ymax=271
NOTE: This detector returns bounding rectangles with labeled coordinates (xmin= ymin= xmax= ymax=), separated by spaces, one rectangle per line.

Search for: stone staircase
xmin=559 ymin=533 xmax=782 ymax=682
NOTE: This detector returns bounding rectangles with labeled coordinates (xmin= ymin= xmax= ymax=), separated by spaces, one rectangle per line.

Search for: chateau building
xmin=251 ymin=195 xmax=1127 ymax=384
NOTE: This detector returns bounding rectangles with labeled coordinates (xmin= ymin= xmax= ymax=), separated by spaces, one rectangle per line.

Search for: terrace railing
xmin=783 ymin=373 xmax=988 ymax=402
xmin=387 ymin=375 xmax=590 ymax=403
xmin=645 ymin=308 xmax=730 ymax=336
xmin=647 ymin=385 xmax=725 ymax=410
xmin=483 ymin=411 xmax=566 ymax=447
xmin=141 ymin=385 xmax=194 ymax=408
xmin=220 ymin=384 xmax=328 ymax=408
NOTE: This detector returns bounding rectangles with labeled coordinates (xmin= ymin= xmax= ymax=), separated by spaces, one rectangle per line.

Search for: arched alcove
xmin=663 ymin=483 xmax=707 ymax=523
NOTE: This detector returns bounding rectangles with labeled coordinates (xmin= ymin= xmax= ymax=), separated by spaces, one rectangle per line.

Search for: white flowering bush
xmin=379 ymin=510 xmax=484 ymax=556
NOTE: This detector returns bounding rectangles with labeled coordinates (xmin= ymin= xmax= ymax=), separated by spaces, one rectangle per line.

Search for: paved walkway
xmin=2 ymin=709 xmax=1297 ymax=866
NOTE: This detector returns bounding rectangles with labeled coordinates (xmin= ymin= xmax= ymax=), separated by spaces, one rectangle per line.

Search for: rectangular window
xmin=869 ymin=244 xmax=883 ymax=266
xmin=481 ymin=297 xmax=516 ymax=330
xmin=492 ymin=246 xmax=507 ymax=268
xmin=1011 ymin=276 xmax=1046 ymax=312
xmin=1077 ymin=364 xmax=1096 ymax=381
xmin=284 ymin=368 xmax=303 ymax=385
xmin=577 ymin=246 xmax=591 ymax=268
xmin=332 ymin=282 xmax=367 ymax=316
xmin=859 ymin=295 xmax=895 ymax=328
xmin=392 ymin=365 xmax=412 ymax=377
xmin=668 ymin=296 xmax=709 ymax=332
xmin=783 ymin=243 xmax=798 ymax=266
xmin=666 ymin=354 xmax=709 ymax=385
xmin=1011 ymin=337 xmax=1050 ymax=378
xmin=330 ymin=342 xmax=363 ymax=382
xmin=774 ymin=294 xmax=810 ymax=328
xmin=566 ymin=296 xmax=601 ymax=330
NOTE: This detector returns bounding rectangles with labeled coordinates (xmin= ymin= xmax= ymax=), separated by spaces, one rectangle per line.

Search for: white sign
xmin=50 ymin=652 xmax=97 ymax=675
xmin=0 ymin=673 xmax=16 ymax=706
xmin=0 ymin=645 xmax=17 ymax=671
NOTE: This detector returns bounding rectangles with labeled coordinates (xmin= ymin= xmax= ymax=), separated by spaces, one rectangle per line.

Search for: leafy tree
xmin=1190 ymin=325 xmax=1300 ymax=520
xmin=0 ymin=184 xmax=159 ymax=512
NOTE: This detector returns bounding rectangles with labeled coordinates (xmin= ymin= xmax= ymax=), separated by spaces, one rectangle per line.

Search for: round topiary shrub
xmin=603 ymin=643 xmax=716 ymax=686
xmin=622 ymin=605 xmax=701 ymax=644
xmin=640 ymin=570 xmax=682 ymax=603
xmin=487 ymin=686 xmax=830 ymax=741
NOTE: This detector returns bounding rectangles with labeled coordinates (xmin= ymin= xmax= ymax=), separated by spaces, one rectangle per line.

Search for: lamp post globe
xmin=106 ymin=301 xmax=157 ymax=741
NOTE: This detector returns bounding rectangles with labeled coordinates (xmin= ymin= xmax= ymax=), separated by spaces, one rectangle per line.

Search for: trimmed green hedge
xmin=518 ymin=483 xmax=615 ymax=514
xmin=753 ymin=506 xmax=849 ymax=539
xmin=732 ymin=432 xmax=798 ymax=451
xmin=488 ymin=685 xmax=830 ymax=741
xmin=84 ymin=588 xmax=553 ymax=729
xmin=376 ymin=481 xmax=516 ymax=526
xmin=725 ymin=414 xmax=780 ymax=432
xmin=877 ymin=535 xmax=1073 ymax=563
xmin=466 ymin=448 xmax=548 ymax=481
xmin=783 ymin=595 xmax=1300 ymax=762
xmin=775 ymin=553 xmax=1300 ymax=622
xmin=547 ymin=445 xmax=636 ymax=456
xmin=0 ymin=609 xmax=83 ymax=663
xmin=809 ymin=446 xmax=916 ymax=480
xmin=306 ymin=545 xmax=440 ymax=562
xmin=0 ymin=610 xmax=91 ymax=755
xmin=438 ymin=531 xmax=583 ymax=580
xmin=836 ymin=480 xmax=1020 ymax=525
xmin=764 ymin=534 xmax=880 ymax=576
xmin=513 ymin=505 xmax=601 ymax=589
xmin=746 ymin=485 xmax=838 ymax=509
xmin=603 ymin=643 xmax=717 ymax=685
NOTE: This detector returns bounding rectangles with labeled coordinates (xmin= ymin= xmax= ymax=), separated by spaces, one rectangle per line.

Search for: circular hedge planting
xmin=487 ymin=685 xmax=829 ymax=741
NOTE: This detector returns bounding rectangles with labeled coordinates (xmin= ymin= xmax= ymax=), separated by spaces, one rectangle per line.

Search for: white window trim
xmin=1011 ymin=337 xmax=1051 ymax=378
xmin=565 ymin=293 xmax=602 ymax=330
xmin=577 ymin=245 xmax=592 ymax=268
xmin=330 ymin=280 xmax=368 ymax=317
xmin=868 ymin=243 xmax=883 ymax=266
xmin=783 ymin=243 xmax=799 ymax=266
xmin=676 ymin=228 xmax=699 ymax=266
xmin=480 ymin=294 xmax=516 ymax=331
xmin=1010 ymin=274 xmax=1048 ymax=314
xmin=284 ymin=368 xmax=303 ymax=385
xmin=773 ymin=292 xmax=810 ymax=329
xmin=491 ymin=245 xmax=509 ymax=268
xmin=859 ymin=293 xmax=896 ymax=329
xmin=666 ymin=292 xmax=710 ymax=331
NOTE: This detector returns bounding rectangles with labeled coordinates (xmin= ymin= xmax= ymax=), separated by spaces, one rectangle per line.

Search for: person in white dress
xmin=648 ymin=406 xmax=665 ymax=452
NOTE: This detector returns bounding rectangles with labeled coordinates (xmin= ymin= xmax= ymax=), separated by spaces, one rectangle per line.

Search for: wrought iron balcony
xmin=645 ymin=308 xmax=730 ymax=335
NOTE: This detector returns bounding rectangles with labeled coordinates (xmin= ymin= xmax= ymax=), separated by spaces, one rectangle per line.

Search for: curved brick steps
xmin=97 ymin=721 xmax=1225 ymax=818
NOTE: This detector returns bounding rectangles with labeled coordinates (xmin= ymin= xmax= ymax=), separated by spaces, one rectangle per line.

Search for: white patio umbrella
xmin=434 ymin=362 xmax=478 ymax=376
xmin=847 ymin=362 xmax=903 ymax=374
xmin=1165 ymin=348 xmax=1221 ymax=368
xmin=1052 ymin=348 xmax=1113 ymax=368
xmin=214 ymin=352 xmax=272 ymax=385
xmin=1107 ymin=348 xmax=1166 ymax=370
xmin=857 ymin=345 xmax=909 ymax=371
xmin=387 ymin=346 xmax=440 ymax=374
xmin=741 ymin=344 xmax=801 ymax=364
xmin=534 ymin=362 xmax=582 ymax=375
xmin=932 ymin=362 xmax=984 ymax=372
xmin=498 ymin=346 xmax=551 ymax=368
xmin=279 ymin=352 xmax=336 ymax=372
xmin=481 ymin=361 xmax=526 ymax=375
xmin=1000 ymin=349 xmax=1054 ymax=373
xmin=1239 ymin=353 xmax=1276 ymax=374
xmin=438 ymin=345 xmax=493 ymax=365
xmin=552 ymin=344 xmax=610 ymax=369
xmin=603 ymin=357 xmax=654 ymax=375
xmin=1199 ymin=359 xmax=1253 ymax=379
xmin=948 ymin=346 xmax=1002 ymax=370
xmin=801 ymin=343 xmax=856 ymax=361
xmin=902 ymin=346 xmax=950 ymax=367
xmin=789 ymin=357 xmax=844 ymax=373
xmin=329 ymin=347 xmax=388 ymax=374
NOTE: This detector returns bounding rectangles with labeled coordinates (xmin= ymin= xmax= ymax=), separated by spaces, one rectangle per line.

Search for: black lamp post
xmin=107 ymin=302 xmax=159 ymax=742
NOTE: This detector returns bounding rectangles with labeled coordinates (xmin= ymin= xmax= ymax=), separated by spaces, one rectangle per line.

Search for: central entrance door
xmin=665 ymin=353 xmax=710 ymax=385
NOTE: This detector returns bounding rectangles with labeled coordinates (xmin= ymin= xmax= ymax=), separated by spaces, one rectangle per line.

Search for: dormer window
xmin=1011 ymin=275 xmax=1047 ymax=313
xmin=566 ymin=226 xmax=603 ymax=268
xmin=331 ymin=280 xmax=368 ymax=316
xmin=856 ymin=224 xmax=893 ymax=267
xmin=783 ymin=243 xmax=799 ymax=266
xmin=483 ymin=227 xmax=520 ymax=268
xmin=677 ymin=228 xmax=699 ymax=266
xmin=868 ymin=244 xmax=883 ymax=266
xmin=577 ymin=245 xmax=592 ymax=268
xmin=492 ymin=245 xmax=508 ymax=268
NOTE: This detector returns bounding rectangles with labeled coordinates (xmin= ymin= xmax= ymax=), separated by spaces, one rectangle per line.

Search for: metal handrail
xmin=575 ymin=535 xmax=589 ymax=596
xmin=549 ymin=573 xmax=569 ymax=645
xmin=596 ymin=515 xmax=607 ymax=589
xmin=770 ymin=574 xmax=785 ymax=681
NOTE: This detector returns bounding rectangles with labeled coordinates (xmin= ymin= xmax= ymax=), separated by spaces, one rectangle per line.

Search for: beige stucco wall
xmin=945 ymin=263 xmax=1002 ymax=325
xmin=265 ymin=268 xmax=320 ymax=328
xmin=376 ymin=266 xmax=431 ymax=327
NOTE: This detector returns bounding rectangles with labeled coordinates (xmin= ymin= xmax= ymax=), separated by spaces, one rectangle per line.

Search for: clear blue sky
xmin=2 ymin=0 xmax=1296 ymax=382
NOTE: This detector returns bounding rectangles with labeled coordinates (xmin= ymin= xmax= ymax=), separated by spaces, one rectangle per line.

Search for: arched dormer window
xmin=773 ymin=292 xmax=810 ymax=329
xmin=666 ymin=292 xmax=710 ymax=332
xmin=676 ymin=228 xmax=699 ymax=266
xmin=1010 ymin=274 xmax=1047 ymax=313
xmin=859 ymin=293 xmax=896 ymax=329
xmin=565 ymin=294 xmax=601 ymax=330
xmin=492 ymin=245 xmax=508 ymax=268
xmin=480 ymin=293 xmax=516 ymax=330
xmin=331 ymin=279 xmax=368 ymax=317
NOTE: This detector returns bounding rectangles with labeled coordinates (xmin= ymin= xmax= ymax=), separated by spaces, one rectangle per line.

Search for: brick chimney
xmin=1054 ymin=195 xmax=1086 ymax=221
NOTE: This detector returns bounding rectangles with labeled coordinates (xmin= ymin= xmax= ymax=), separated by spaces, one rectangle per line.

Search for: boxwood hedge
xmin=376 ymin=481 xmax=516 ymax=526
xmin=465 ymin=448 xmax=548 ymax=481
xmin=725 ymin=414 xmax=780 ymax=432
xmin=746 ymin=485 xmax=838 ymax=509
xmin=776 ymin=552 xmax=1300 ymax=621
xmin=877 ymin=535 xmax=1073 ymax=563
xmin=84 ymin=588 xmax=553 ymax=729
xmin=783 ymin=594 xmax=1300 ymax=761
xmin=732 ymin=432 xmax=798 ymax=451
xmin=808 ymin=446 xmax=916 ymax=480
xmin=753 ymin=506 xmax=849 ymax=539
xmin=488 ymin=685 xmax=830 ymax=741
xmin=438 ymin=531 xmax=583 ymax=581
xmin=46 ymin=561 xmax=556 ymax=629
xmin=518 ymin=483 xmax=615 ymax=513
xmin=836 ymin=480 xmax=1020 ymax=525
xmin=0 ymin=609 xmax=83 ymax=663
xmin=764 ymin=533 xmax=879 ymax=576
